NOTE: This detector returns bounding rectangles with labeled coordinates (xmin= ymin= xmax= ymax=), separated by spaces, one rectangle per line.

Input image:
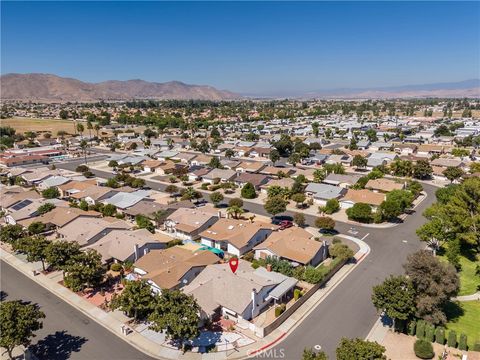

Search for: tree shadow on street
xmin=31 ymin=330 xmax=87 ymax=360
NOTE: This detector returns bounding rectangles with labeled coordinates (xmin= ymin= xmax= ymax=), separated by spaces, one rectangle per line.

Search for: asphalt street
xmin=1 ymin=260 xmax=154 ymax=360
xmin=11 ymin=156 xmax=438 ymax=359
xmin=267 ymin=184 xmax=437 ymax=359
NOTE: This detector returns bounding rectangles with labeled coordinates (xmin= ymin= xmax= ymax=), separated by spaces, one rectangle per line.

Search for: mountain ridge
xmin=245 ymin=79 xmax=480 ymax=99
xmin=0 ymin=73 xmax=240 ymax=102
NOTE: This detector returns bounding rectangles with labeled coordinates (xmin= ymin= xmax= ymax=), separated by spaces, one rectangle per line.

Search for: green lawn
xmin=445 ymin=301 xmax=480 ymax=349
xmin=439 ymin=254 xmax=479 ymax=296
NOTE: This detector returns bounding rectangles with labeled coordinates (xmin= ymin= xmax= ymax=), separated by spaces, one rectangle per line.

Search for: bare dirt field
xmin=1 ymin=117 xmax=76 ymax=135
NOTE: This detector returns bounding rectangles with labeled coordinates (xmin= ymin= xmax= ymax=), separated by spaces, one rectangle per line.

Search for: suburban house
xmin=322 ymin=173 xmax=361 ymax=188
xmin=366 ymin=152 xmax=398 ymax=169
xmin=37 ymin=176 xmax=71 ymax=191
xmin=260 ymin=166 xmax=295 ymax=177
xmin=254 ymin=227 xmax=327 ymax=266
xmin=163 ymin=207 xmax=219 ymax=241
xmin=141 ymin=159 xmax=163 ymax=173
xmin=304 ymin=183 xmax=346 ymax=205
xmin=70 ymin=186 xmax=118 ymax=206
xmin=1 ymin=189 xmax=42 ymax=212
xmin=58 ymin=179 xmax=98 ymax=198
xmin=202 ymin=169 xmax=237 ymax=184
xmin=4 ymin=198 xmax=67 ymax=225
xmin=187 ymin=166 xmax=210 ymax=182
xmin=325 ymin=154 xmax=352 ymax=166
xmin=57 ymin=217 xmax=131 ymax=247
xmin=102 ymin=190 xmax=151 ymax=210
xmin=340 ymin=189 xmax=385 ymax=210
xmin=17 ymin=207 xmax=101 ymax=231
xmin=260 ymin=178 xmax=295 ymax=194
xmin=84 ymin=229 xmax=168 ymax=264
xmin=171 ymin=152 xmax=197 ymax=164
xmin=133 ymin=246 xmax=220 ymax=293
xmin=183 ymin=261 xmax=298 ymax=323
xmin=417 ymin=144 xmax=447 ymax=157
xmin=234 ymin=172 xmax=270 ymax=190
xmin=199 ymin=219 xmax=276 ymax=257
xmin=235 ymin=161 xmax=265 ymax=174
xmin=365 ymin=178 xmax=404 ymax=193
xmin=191 ymin=154 xmax=213 ymax=166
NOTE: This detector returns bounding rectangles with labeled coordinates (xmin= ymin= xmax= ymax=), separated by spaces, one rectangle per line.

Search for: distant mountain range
xmin=1 ymin=73 xmax=479 ymax=102
xmin=0 ymin=73 xmax=240 ymax=102
xmin=251 ymin=79 xmax=480 ymax=99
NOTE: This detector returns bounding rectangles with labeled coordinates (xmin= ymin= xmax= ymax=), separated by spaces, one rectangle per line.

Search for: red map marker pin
xmin=229 ymin=258 xmax=239 ymax=273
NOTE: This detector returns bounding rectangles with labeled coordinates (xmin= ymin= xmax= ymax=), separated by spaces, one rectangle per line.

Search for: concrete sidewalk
xmin=1 ymin=232 xmax=370 ymax=360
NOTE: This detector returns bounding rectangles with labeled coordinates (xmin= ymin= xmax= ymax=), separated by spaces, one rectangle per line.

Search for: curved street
xmin=4 ymin=157 xmax=438 ymax=359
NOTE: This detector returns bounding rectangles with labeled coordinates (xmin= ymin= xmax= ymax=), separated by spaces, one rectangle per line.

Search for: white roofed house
xmin=37 ymin=176 xmax=71 ymax=191
xmin=183 ymin=260 xmax=298 ymax=327
xmin=102 ymin=190 xmax=151 ymax=210
xmin=199 ymin=219 xmax=277 ymax=257
xmin=163 ymin=207 xmax=219 ymax=241
xmin=322 ymin=173 xmax=362 ymax=189
xmin=304 ymin=183 xmax=346 ymax=206
xmin=366 ymin=152 xmax=398 ymax=170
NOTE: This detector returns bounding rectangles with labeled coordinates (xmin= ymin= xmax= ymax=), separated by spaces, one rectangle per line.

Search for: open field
xmin=445 ymin=301 xmax=480 ymax=349
xmin=1 ymin=117 xmax=76 ymax=135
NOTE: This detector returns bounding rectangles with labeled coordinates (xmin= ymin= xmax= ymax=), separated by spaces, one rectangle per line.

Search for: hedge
xmin=275 ymin=304 xmax=286 ymax=317
xmin=435 ymin=327 xmax=445 ymax=345
xmin=413 ymin=339 xmax=434 ymax=359
xmin=458 ymin=333 xmax=467 ymax=351
xmin=110 ymin=263 xmax=122 ymax=271
xmin=416 ymin=320 xmax=426 ymax=339
xmin=294 ymin=289 xmax=303 ymax=301
xmin=408 ymin=321 xmax=416 ymax=336
xmin=425 ymin=323 xmax=435 ymax=343
xmin=447 ymin=330 xmax=457 ymax=348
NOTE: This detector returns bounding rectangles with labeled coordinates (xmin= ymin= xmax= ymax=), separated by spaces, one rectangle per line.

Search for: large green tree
xmin=110 ymin=280 xmax=155 ymax=321
xmin=443 ymin=167 xmax=464 ymax=183
xmin=0 ymin=301 xmax=45 ymax=360
xmin=336 ymin=338 xmax=386 ymax=360
xmin=148 ymin=290 xmax=200 ymax=346
xmin=44 ymin=240 xmax=82 ymax=271
xmin=302 ymin=348 xmax=328 ymax=360
xmin=371 ymin=275 xmax=416 ymax=329
xmin=264 ymin=195 xmax=288 ymax=216
xmin=0 ymin=224 xmax=25 ymax=244
xmin=403 ymin=250 xmax=459 ymax=325
xmin=63 ymin=249 xmax=106 ymax=291
xmin=241 ymin=182 xmax=257 ymax=199
xmin=413 ymin=160 xmax=433 ymax=180
xmin=13 ymin=236 xmax=51 ymax=271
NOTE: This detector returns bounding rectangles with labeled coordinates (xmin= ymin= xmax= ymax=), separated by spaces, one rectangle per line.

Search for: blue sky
xmin=1 ymin=1 xmax=479 ymax=94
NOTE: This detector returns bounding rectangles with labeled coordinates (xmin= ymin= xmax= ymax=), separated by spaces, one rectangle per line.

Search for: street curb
xmin=231 ymin=234 xmax=371 ymax=359
xmin=0 ymin=250 xmax=170 ymax=360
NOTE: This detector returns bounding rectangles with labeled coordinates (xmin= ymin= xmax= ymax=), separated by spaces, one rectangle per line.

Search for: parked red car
xmin=278 ymin=220 xmax=293 ymax=230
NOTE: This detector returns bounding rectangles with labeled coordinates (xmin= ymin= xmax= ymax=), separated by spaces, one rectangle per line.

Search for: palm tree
xmin=227 ymin=205 xmax=244 ymax=219
xmin=80 ymin=139 xmax=88 ymax=164
xmin=77 ymin=123 xmax=85 ymax=138
xmin=426 ymin=238 xmax=440 ymax=257
xmin=87 ymin=121 xmax=93 ymax=145
xmin=94 ymin=124 xmax=101 ymax=138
